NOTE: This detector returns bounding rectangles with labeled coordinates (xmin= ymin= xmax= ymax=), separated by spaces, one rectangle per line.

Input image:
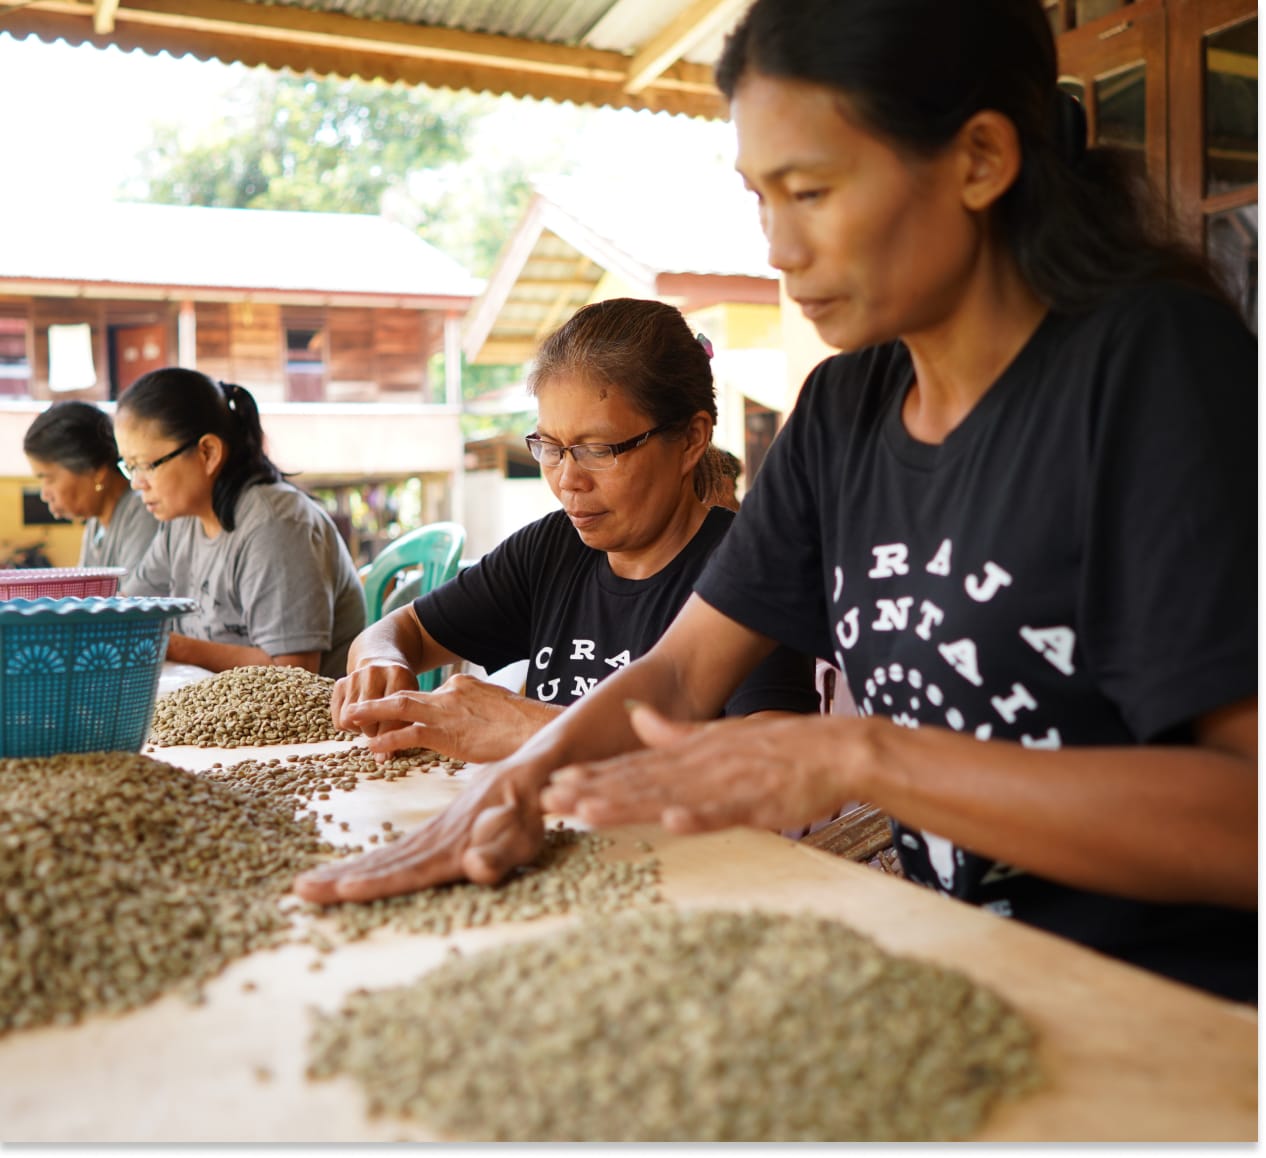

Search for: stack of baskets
xmin=0 ymin=568 xmax=195 ymax=757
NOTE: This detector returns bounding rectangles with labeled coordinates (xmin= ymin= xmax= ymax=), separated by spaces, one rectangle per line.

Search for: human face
xmin=27 ymin=457 xmax=105 ymax=522
xmin=113 ymin=415 xmax=214 ymax=523
xmin=732 ymin=72 xmax=981 ymax=352
xmin=534 ymin=375 xmax=698 ymax=568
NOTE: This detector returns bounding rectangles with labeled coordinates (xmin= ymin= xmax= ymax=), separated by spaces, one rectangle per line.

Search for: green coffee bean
xmin=308 ymin=909 xmax=1042 ymax=1142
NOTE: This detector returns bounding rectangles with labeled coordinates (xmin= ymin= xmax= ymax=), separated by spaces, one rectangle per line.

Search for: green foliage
xmin=132 ymin=73 xmax=482 ymax=217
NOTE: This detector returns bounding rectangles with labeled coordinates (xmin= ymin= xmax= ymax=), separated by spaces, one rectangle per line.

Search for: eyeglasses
xmin=524 ymin=423 xmax=671 ymax=471
xmin=118 ymin=436 xmax=201 ymax=482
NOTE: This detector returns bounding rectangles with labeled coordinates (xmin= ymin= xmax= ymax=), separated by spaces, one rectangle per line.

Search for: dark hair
xmin=23 ymin=401 xmax=123 ymax=476
xmin=116 ymin=367 xmax=283 ymax=532
xmin=717 ymin=0 xmax=1220 ymax=312
xmin=527 ymin=298 xmax=727 ymax=502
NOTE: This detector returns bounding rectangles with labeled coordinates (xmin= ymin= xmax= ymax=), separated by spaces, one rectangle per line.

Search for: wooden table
xmin=0 ymin=739 xmax=1256 ymax=1143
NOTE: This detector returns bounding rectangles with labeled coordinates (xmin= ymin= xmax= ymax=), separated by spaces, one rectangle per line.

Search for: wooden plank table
xmin=0 ymin=738 xmax=1256 ymax=1143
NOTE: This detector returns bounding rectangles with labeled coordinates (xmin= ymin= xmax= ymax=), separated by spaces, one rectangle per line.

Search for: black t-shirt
xmin=695 ymin=282 xmax=1257 ymax=1002
xmin=414 ymin=505 xmax=818 ymax=717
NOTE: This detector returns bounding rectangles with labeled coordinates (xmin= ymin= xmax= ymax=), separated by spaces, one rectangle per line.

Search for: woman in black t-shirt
xmin=329 ymin=298 xmax=816 ymax=764
xmin=297 ymin=0 xmax=1255 ymax=1003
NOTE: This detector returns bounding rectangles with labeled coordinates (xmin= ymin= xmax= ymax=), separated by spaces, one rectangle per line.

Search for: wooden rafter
xmin=3 ymin=0 xmax=728 ymax=118
xmin=623 ymin=0 xmax=748 ymax=94
xmin=92 ymin=0 xmax=119 ymax=34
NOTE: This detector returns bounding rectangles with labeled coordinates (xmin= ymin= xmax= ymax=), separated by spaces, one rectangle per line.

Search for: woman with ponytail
xmin=329 ymin=297 xmax=817 ymax=763
xmin=116 ymin=368 xmax=365 ymax=677
xmin=299 ymin=1 xmax=1255 ymax=1005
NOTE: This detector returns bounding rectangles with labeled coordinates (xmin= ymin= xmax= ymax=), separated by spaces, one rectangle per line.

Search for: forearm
xmin=505 ymin=654 xmax=712 ymax=793
xmin=855 ymin=720 xmax=1257 ymax=908
xmin=164 ymin=633 xmax=311 ymax=673
xmin=346 ymin=607 xmax=461 ymax=676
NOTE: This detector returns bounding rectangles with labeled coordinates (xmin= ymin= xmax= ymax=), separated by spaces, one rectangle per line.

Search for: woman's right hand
xmin=292 ymin=753 xmax=549 ymax=902
xmin=331 ymin=661 xmax=420 ymax=735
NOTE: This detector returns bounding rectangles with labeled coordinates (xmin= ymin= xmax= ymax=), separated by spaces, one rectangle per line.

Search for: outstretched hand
xmin=293 ymin=760 xmax=547 ymax=903
xmin=540 ymin=702 xmax=853 ymax=835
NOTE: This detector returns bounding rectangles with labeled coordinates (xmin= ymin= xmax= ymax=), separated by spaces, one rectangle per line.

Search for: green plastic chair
xmin=358 ymin=520 xmax=466 ymax=691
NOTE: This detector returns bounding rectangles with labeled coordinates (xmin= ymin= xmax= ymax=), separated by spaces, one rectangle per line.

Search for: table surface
xmin=0 ymin=737 xmax=1256 ymax=1143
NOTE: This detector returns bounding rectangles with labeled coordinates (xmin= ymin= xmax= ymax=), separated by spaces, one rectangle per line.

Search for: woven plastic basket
xmin=0 ymin=567 xmax=128 ymax=600
xmin=0 ymin=596 xmax=196 ymax=757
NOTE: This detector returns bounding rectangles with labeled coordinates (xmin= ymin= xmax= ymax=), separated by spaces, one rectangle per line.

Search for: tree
xmin=129 ymin=72 xmax=482 ymax=218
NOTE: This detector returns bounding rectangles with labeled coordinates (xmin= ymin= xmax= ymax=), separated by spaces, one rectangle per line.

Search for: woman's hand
xmin=344 ymin=673 xmax=562 ymax=763
xmin=331 ymin=661 xmax=422 ymax=735
xmin=540 ymin=702 xmax=858 ymax=834
xmin=293 ymin=757 xmax=548 ymax=902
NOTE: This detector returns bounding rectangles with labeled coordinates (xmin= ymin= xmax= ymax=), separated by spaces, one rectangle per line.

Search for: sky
xmin=0 ymin=30 xmax=740 ymax=214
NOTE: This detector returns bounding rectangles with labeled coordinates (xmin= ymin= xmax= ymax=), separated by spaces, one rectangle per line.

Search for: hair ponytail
xmin=117 ymin=368 xmax=284 ymax=532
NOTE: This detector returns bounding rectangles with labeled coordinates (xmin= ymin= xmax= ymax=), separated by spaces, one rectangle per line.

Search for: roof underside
xmin=2 ymin=0 xmax=749 ymax=117
xmin=464 ymin=173 xmax=777 ymax=363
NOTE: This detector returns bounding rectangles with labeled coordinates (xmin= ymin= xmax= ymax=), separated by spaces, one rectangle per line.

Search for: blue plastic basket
xmin=0 ymin=596 xmax=196 ymax=757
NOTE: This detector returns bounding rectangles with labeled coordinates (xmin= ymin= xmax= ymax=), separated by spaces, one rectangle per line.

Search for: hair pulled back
xmin=23 ymin=401 xmax=122 ymax=476
xmin=116 ymin=367 xmax=283 ymax=532
xmin=717 ymin=0 xmax=1218 ymax=312
xmin=528 ymin=298 xmax=728 ymax=502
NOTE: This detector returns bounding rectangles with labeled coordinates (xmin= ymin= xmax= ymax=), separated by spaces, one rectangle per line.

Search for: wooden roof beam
xmin=92 ymin=0 xmax=119 ymax=34
xmin=623 ymin=0 xmax=749 ymax=95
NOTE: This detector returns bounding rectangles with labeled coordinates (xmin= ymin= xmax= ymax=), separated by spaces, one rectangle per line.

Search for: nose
xmin=555 ymin=451 xmax=592 ymax=490
xmin=762 ymin=203 xmax=809 ymax=274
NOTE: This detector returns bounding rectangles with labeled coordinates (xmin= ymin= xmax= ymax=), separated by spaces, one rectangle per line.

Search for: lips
xmin=566 ymin=509 xmax=605 ymax=530
xmin=793 ymin=297 xmax=839 ymax=322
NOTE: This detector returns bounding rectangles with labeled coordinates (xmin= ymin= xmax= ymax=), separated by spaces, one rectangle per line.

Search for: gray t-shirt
xmin=125 ymin=481 xmax=366 ymax=678
xmin=79 ymin=486 xmax=160 ymax=587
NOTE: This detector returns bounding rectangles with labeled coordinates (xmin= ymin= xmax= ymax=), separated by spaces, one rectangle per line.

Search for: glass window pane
xmin=1094 ymin=62 xmax=1146 ymax=154
xmin=0 ymin=318 xmax=30 ymax=398
xmin=1205 ymin=18 xmax=1257 ymax=197
xmin=1206 ymin=206 xmax=1258 ymax=332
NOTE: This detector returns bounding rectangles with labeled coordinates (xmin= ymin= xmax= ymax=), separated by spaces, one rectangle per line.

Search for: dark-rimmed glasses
xmin=524 ymin=423 xmax=671 ymax=471
xmin=118 ymin=436 xmax=201 ymax=482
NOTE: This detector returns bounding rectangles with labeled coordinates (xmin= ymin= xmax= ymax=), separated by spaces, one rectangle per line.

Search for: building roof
xmin=462 ymin=170 xmax=776 ymax=363
xmin=5 ymin=0 xmax=750 ymax=118
xmin=0 ymin=200 xmax=483 ymax=306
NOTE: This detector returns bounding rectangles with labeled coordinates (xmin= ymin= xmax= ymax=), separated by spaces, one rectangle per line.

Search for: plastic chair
xmin=358 ymin=521 xmax=466 ymax=691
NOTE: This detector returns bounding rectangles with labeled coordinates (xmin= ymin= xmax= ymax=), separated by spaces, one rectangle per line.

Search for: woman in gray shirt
xmin=117 ymin=369 xmax=365 ymax=678
xmin=24 ymin=401 xmax=159 ymax=584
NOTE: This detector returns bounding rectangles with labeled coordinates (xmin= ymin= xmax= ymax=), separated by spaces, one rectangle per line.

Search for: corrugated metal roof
xmin=245 ymin=0 xmax=620 ymax=46
xmin=0 ymin=201 xmax=482 ymax=302
xmin=6 ymin=0 xmax=740 ymax=117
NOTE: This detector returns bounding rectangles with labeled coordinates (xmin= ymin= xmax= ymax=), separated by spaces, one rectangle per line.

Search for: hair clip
xmin=696 ymin=333 xmax=714 ymax=359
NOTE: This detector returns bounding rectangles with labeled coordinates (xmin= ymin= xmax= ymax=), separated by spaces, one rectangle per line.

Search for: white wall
xmin=460 ymin=471 xmax=557 ymax=560
xmin=0 ymin=400 xmax=463 ymax=480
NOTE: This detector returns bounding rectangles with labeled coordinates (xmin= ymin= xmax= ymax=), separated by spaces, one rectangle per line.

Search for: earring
xmin=95 ymin=482 xmax=104 ymax=492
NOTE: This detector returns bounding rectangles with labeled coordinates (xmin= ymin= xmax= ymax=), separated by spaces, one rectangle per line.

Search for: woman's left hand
xmin=350 ymin=673 xmax=563 ymax=764
xmin=540 ymin=702 xmax=858 ymax=834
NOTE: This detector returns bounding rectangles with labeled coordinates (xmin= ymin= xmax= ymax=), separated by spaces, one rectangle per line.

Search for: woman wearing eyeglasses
xmin=23 ymin=400 xmax=159 ymax=582
xmin=116 ymin=367 xmax=366 ymax=678
xmin=330 ymin=297 xmax=817 ymax=763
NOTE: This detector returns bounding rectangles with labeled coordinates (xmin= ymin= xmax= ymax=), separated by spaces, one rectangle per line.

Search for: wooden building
xmin=0 ymin=201 xmax=482 ymax=566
